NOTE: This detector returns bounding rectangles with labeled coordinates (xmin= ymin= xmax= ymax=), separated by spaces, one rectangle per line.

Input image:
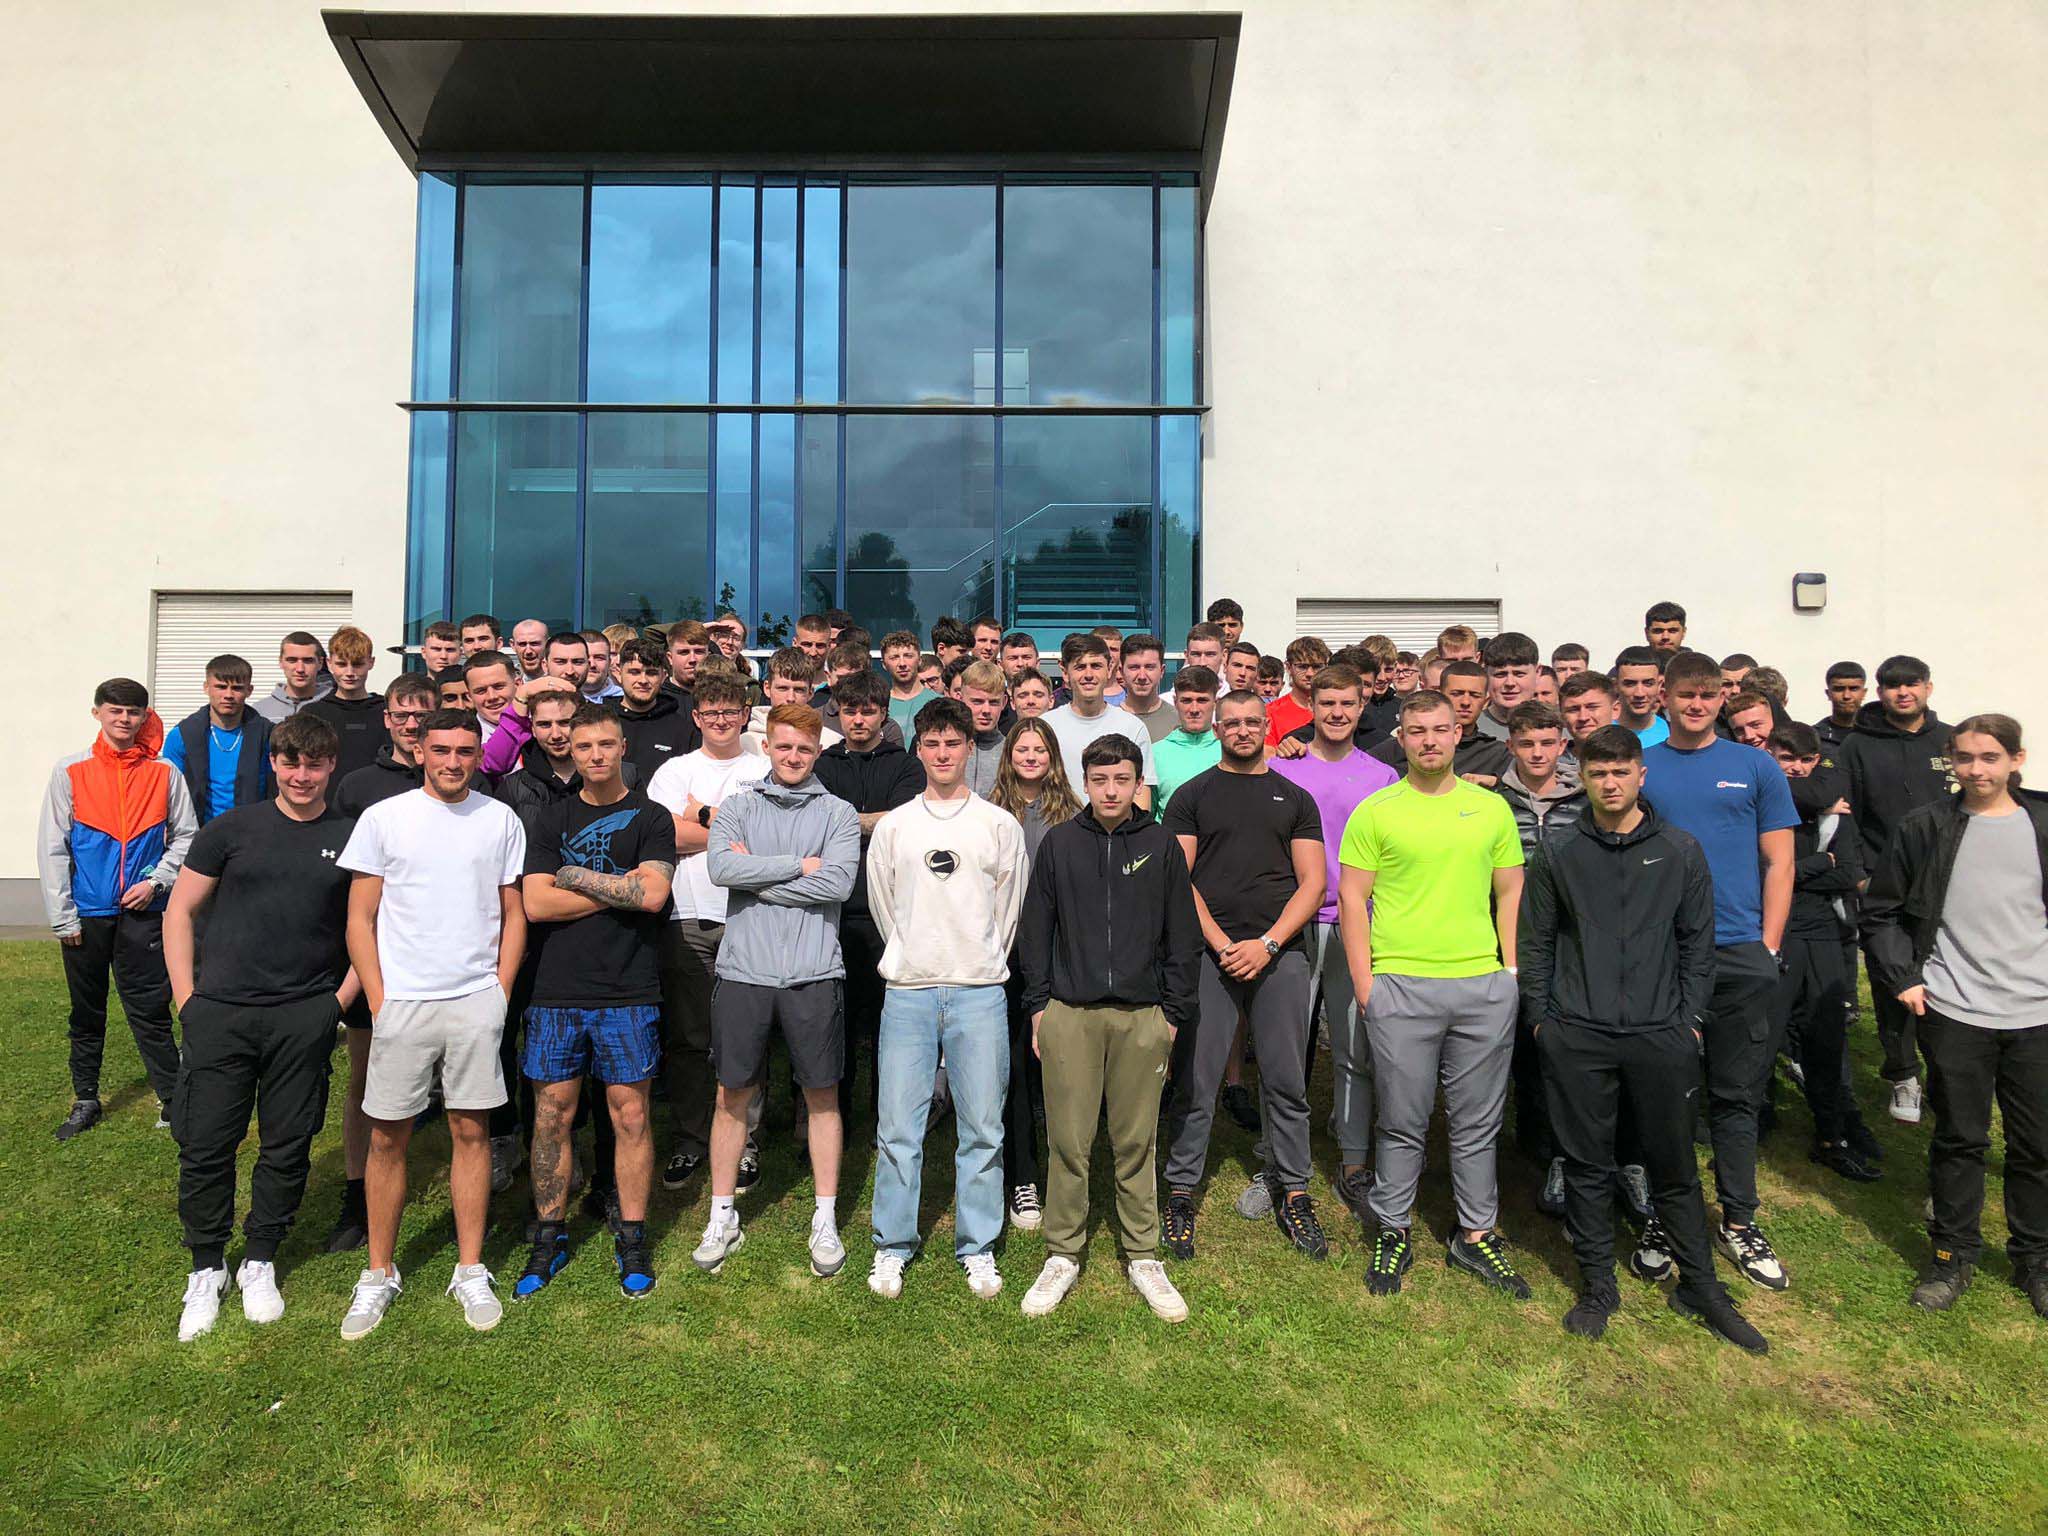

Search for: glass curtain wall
xmin=406 ymin=171 xmax=1201 ymax=648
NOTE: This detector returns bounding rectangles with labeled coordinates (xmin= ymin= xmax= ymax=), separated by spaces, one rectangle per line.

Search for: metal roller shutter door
xmin=149 ymin=591 xmax=354 ymax=721
xmin=1292 ymin=598 xmax=1502 ymax=654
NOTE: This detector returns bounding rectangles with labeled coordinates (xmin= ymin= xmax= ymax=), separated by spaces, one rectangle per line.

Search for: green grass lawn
xmin=2 ymin=941 xmax=2044 ymax=1535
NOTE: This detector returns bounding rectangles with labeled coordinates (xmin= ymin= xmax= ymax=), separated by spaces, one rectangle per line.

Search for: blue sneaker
xmin=514 ymin=1223 xmax=569 ymax=1300
xmin=615 ymin=1222 xmax=657 ymax=1299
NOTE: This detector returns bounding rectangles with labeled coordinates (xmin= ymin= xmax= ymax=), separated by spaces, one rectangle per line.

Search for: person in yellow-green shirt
xmin=1338 ymin=689 xmax=1527 ymax=1301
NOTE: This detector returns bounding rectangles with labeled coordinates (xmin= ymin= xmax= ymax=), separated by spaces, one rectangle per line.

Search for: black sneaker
xmin=1336 ymin=1165 xmax=1375 ymax=1225
xmin=1809 ymin=1141 xmax=1882 ymax=1183
xmin=54 ymin=1098 xmax=103 ymax=1142
xmin=581 ymin=1182 xmax=621 ymax=1233
xmin=1220 ymin=1083 xmax=1261 ymax=1134
xmin=1366 ymin=1225 xmax=1413 ymax=1296
xmin=735 ymin=1147 xmax=762 ymax=1195
xmin=1447 ymin=1229 xmax=1533 ymax=1300
xmin=1670 ymin=1286 xmax=1769 ymax=1353
xmin=514 ymin=1223 xmax=570 ymax=1299
xmin=1715 ymin=1222 xmax=1789 ymax=1291
xmin=1909 ymin=1249 xmax=1974 ymax=1311
xmin=614 ymin=1222 xmax=657 ymax=1300
xmin=1275 ymin=1190 xmax=1329 ymax=1261
xmin=661 ymin=1151 xmax=704 ymax=1190
xmin=1629 ymin=1216 xmax=1676 ymax=1283
xmin=1536 ymin=1157 xmax=1567 ymax=1218
xmin=2017 ymin=1262 xmax=2048 ymax=1321
xmin=324 ymin=1185 xmax=369 ymax=1253
xmin=1163 ymin=1190 xmax=1197 ymax=1260
xmin=1563 ymin=1280 xmax=1621 ymax=1340
xmin=1843 ymin=1116 xmax=1885 ymax=1165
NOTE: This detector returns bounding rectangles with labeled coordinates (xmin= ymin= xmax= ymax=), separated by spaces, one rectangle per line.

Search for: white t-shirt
xmin=338 ymin=788 xmax=526 ymax=1001
xmin=646 ymin=748 xmax=771 ymax=921
xmin=1042 ymin=703 xmax=1159 ymax=789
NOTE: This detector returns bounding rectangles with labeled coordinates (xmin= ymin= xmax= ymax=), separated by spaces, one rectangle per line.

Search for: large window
xmin=406 ymin=171 xmax=1201 ymax=646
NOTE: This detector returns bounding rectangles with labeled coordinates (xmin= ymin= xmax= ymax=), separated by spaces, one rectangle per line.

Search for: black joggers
xmin=1923 ymin=1012 xmax=2048 ymax=1270
xmin=174 ymin=992 xmax=341 ymax=1270
xmin=62 ymin=911 xmax=181 ymax=1104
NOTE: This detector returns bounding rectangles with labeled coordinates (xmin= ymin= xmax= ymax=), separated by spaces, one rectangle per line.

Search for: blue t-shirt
xmin=1626 ymin=713 xmax=1671 ymax=748
xmin=1643 ymin=737 xmax=1798 ymax=946
xmin=162 ymin=719 xmax=270 ymax=823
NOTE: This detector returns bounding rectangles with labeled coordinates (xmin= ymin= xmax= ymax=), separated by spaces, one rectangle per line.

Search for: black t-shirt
xmin=1163 ymin=767 xmax=1324 ymax=951
xmin=522 ymin=789 xmax=678 ymax=1007
xmin=185 ymin=801 xmax=357 ymax=1005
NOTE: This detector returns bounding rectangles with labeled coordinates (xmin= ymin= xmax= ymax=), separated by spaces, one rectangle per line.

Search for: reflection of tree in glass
xmin=842 ymin=531 xmax=920 ymax=637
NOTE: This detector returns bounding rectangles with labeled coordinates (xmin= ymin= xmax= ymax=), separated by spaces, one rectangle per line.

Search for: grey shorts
xmin=362 ymin=982 xmax=509 ymax=1119
xmin=711 ymin=977 xmax=844 ymax=1091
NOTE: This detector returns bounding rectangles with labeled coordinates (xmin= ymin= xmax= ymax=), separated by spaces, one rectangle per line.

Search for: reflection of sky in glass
xmin=584 ymin=413 xmax=710 ymax=626
xmin=716 ymin=184 xmax=757 ymax=404
xmin=845 ymin=185 xmax=995 ymax=404
xmin=405 ymin=412 xmax=450 ymax=638
xmin=452 ymin=412 xmax=580 ymax=630
xmin=458 ymin=182 xmax=583 ymax=402
xmin=801 ymin=185 xmax=841 ymax=403
xmin=843 ymin=415 xmax=995 ymax=635
xmin=588 ymin=182 xmax=712 ymax=403
xmin=715 ymin=414 xmax=754 ymax=616
xmin=1004 ymin=184 xmax=1153 ymax=405
xmin=759 ymin=187 xmax=798 ymax=404
xmin=412 ymin=175 xmax=456 ymax=399
xmin=1160 ymin=415 xmax=1201 ymax=647
xmin=800 ymin=416 xmax=838 ymax=611
xmin=1160 ymin=184 xmax=1199 ymax=406
xmin=757 ymin=415 xmax=798 ymax=629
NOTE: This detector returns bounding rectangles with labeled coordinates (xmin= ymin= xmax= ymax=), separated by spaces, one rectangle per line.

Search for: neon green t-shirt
xmin=1337 ymin=777 xmax=1523 ymax=978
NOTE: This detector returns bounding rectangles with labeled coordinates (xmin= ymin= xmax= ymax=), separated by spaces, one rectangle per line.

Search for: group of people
xmin=35 ymin=598 xmax=2048 ymax=1353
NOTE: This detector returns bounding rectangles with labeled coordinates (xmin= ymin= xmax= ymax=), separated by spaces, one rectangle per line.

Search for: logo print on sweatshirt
xmin=561 ymin=808 xmax=641 ymax=875
xmin=320 ymin=848 xmax=339 ymax=861
xmin=1715 ymin=780 xmax=1748 ymax=790
xmin=1123 ymin=854 xmax=1152 ymax=876
xmin=923 ymin=849 xmax=959 ymax=879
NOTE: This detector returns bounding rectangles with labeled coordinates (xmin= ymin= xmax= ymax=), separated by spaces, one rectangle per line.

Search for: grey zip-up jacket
xmin=705 ymin=774 xmax=862 ymax=986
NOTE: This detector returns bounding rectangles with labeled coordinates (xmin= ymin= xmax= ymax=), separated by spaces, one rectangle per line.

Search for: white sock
xmin=814 ymin=1195 xmax=837 ymax=1224
xmin=711 ymin=1195 xmax=736 ymax=1226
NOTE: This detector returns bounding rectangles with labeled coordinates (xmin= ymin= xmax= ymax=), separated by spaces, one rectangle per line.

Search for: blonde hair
xmin=991 ymin=718 xmax=1080 ymax=828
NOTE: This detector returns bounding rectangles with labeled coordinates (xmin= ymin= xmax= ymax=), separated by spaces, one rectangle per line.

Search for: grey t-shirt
xmin=1922 ymin=807 xmax=2048 ymax=1030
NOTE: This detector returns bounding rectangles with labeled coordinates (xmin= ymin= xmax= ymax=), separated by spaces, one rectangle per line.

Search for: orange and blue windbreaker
xmin=36 ymin=712 xmax=198 ymax=935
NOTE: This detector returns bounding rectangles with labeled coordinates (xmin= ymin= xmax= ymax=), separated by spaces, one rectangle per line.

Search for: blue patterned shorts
xmin=522 ymin=1005 xmax=662 ymax=1086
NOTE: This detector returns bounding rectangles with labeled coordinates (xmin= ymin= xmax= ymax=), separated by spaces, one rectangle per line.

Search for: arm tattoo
xmin=554 ymin=864 xmax=649 ymax=911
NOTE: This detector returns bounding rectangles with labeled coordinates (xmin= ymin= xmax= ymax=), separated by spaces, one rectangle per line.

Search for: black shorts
xmin=343 ymin=995 xmax=373 ymax=1033
xmin=711 ymin=978 xmax=844 ymax=1091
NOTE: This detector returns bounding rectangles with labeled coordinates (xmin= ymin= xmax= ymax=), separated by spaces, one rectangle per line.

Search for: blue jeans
xmin=871 ymin=984 xmax=1010 ymax=1261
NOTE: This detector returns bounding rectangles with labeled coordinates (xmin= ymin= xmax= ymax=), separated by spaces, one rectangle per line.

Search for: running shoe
xmin=868 ymin=1251 xmax=906 ymax=1299
xmin=1447 ymin=1229 xmax=1532 ymax=1299
xmin=1809 ymin=1141 xmax=1882 ymax=1183
xmin=1234 ymin=1173 xmax=1274 ymax=1221
xmin=1563 ymin=1280 xmax=1621 ymax=1340
xmin=340 ymin=1266 xmax=402 ymax=1340
xmin=178 ymin=1267 xmax=231 ymax=1342
xmin=1716 ymin=1222 xmax=1789 ymax=1291
xmin=734 ymin=1146 xmax=762 ymax=1195
xmin=1670 ymin=1286 xmax=1768 ymax=1353
xmin=1617 ymin=1164 xmax=1653 ymax=1223
xmin=1275 ymin=1190 xmax=1329 ymax=1261
xmin=2017 ymin=1262 xmax=2048 ymax=1321
xmin=661 ymin=1150 xmax=704 ymax=1190
xmin=1889 ymin=1077 xmax=1922 ymax=1125
xmin=1366 ymin=1225 xmax=1414 ymax=1296
xmin=515 ymin=1223 xmax=570 ymax=1299
xmin=1336 ymin=1166 xmax=1375 ymax=1225
xmin=614 ymin=1222 xmax=657 ymax=1299
xmin=1537 ymin=1157 xmax=1567 ymax=1218
xmin=1022 ymin=1256 xmax=1081 ymax=1317
xmin=236 ymin=1259 xmax=284 ymax=1324
xmin=692 ymin=1214 xmax=744 ymax=1273
xmin=489 ymin=1133 xmax=523 ymax=1194
xmin=1629 ymin=1217 xmax=1676 ymax=1283
xmin=1163 ymin=1191 xmax=1197 ymax=1260
xmin=809 ymin=1212 xmax=847 ymax=1278
xmin=1843 ymin=1116 xmax=1885 ymax=1165
xmin=54 ymin=1098 xmax=103 ymax=1142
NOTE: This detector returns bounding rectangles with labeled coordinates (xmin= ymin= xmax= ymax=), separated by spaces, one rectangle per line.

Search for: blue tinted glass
xmin=759 ymin=185 xmax=798 ymax=404
xmin=405 ymin=412 xmax=452 ymax=640
xmin=1159 ymin=414 xmax=1201 ymax=652
xmin=588 ymin=180 xmax=712 ymax=403
xmin=801 ymin=183 xmax=841 ymax=402
xmin=715 ymin=183 xmax=756 ymax=404
xmin=452 ymin=412 xmax=580 ymax=631
xmin=1002 ymin=417 xmax=1154 ymax=648
xmin=846 ymin=184 xmax=994 ymax=404
xmin=714 ymin=414 xmax=754 ymax=624
xmin=1160 ymin=182 xmax=1199 ymax=406
xmin=584 ymin=413 xmax=711 ymax=627
xmin=843 ymin=415 xmax=995 ymax=634
xmin=800 ymin=415 xmax=840 ymax=613
xmin=412 ymin=174 xmax=457 ymax=399
xmin=756 ymin=414 xmax=798 ymax=639
xmin=458 ymin=180 xmax=583 ymax=401
xmin=1002 ymin=182 xmax=1153 ymax=405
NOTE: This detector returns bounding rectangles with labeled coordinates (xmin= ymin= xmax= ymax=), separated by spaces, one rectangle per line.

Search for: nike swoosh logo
xmin=1643 ymin=857 xmax=1663 ymax=864
xmin=1459 ymin=810 xmax=1479 ymax=818
xmin=1123 ymin=854 xmax=1152 ymax=876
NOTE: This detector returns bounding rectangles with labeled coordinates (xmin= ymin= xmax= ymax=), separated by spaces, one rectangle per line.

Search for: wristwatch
xmin=1261 ymin=938 xmax=1281 ymax=958
xmin=696 ymin=805 xmax=713 ymax=828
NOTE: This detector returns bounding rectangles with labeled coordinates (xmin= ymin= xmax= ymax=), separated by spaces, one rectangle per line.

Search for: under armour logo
xmin=924 ymin=849 xmax=959 ymax=879
xmin=654 ymin=743 xmax=673 ymax=753
xmin=320 ymin=848 xmax=339 ymax=861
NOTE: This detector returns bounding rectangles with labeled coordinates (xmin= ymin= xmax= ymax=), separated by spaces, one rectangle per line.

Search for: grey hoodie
xmin=704 ymin=773 xmax=862 ymax=986
xmin=253 ymin=679 xmax=334 ymax=724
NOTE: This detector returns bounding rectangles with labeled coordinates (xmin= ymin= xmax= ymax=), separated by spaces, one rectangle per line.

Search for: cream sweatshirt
xmin=866 ymin=792 xmax=1027 ymax=987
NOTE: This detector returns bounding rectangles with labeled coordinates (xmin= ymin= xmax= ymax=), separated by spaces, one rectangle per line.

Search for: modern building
xmin=7 ymin=1 xmax=2043 ymax=919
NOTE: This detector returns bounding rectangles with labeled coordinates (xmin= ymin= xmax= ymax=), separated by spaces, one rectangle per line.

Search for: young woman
xmin=990 ymin=719 xmax=1082 ymax=1229
xmin=1863 ymin=714 xmax=2048 ymax=1319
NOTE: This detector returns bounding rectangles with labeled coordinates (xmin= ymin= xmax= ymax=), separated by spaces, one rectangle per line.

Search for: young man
xmin=462 ymin=652 xmax=520 ymax=746
xmin=748 ymin=648 xmax=844 ymax=750
xmin=337 ymin=710 xmax=526 ymax=1338
xmin=1841 ymin=654 xmax=1957 ymax=1119
xmin=645 ymin=676 xmax=770 ymax=1191
xmin=1474 ymin=632 xmax=1540 ymax=741
xmin=418 ymin=621 xmax=463 ymax=676
xmin=1643 ymin=602 xmax=1688 ymax=654
xmin=1339 ymin=689 xmax=1528 ymax=1298
xmin=664 ymin=620 xmax=712 ymax=699
xmin=39 ymin=678 xmax=196 ymax=1139
xmin=1154 ymin=665 xmax=1224 ymax=815
xmin=865 ymin=699 xmax=1028 ymax=1300
xmin=1179 ymin=623 xmax=1228 ymax=686
xmin=164 ymin=714 xmax=358 ymax=1340
xmin=459 ymin=613 xmax=502 ymax=660
xmin=1205 ymin=598 xmax=1245 ymax=648
xmin=1862 ymin=715 xmax=2048 ymax=1320
xmin=305 ymin=626 xmax=389 ymax=782
xmin=1161 ymin=691 xmax=1328 ymax=1259
xmin=434 ymin=668 xmax=471 ymax=711
xmin=477 ymin=672 xmax=578 ymax=781
xmin=541 ymin=631 xmax=590 ymax=693
xmin=1519 ymin=725 xmax=1768 ymax=1352
xmin=1043 ymin=634 xmax=1158 ymax=810
xmin=494 ymin=689 xmax=592 ymax=818
xmin=819 ymin=641 xmax=903 ymax=747
xmin=1434 ymin=625 xmax=1481 ymax=664
xmin=580 ymin=629 xmax=622 ymax=701
xmin=1271 ymin=667 xmax=1399 ymax=1216
xmin=1009 ymin=668 xmax=1055 ymax=722
xmin=930 ymin=616 xmax=973 ymax=671
xmin=1720 ymin=654 xmax=1758 ymax=706
xmin=1559 ymin=670 xmax=1620 ymax=760
xmin=254 ymin=631 xmax=333 ymax=723
xmin=1373 ymin=659 xmax=1512 ymax=781
xmin=1255 ymin=657 xmax=1286 ymax=702
xmin=881 ymin=630 xmax=937 ymax=735
xmin=1532 ymin=667 xmax=1560 ymax=709
xmin=512 ymin=705 xmax=675 ymax=1301
xmin=1263 ymin=637 xmax=1331 ymax=747
xmin=1223 ymin=642 xmax=1262 ymax=696
xmin=1388 ymin=652 xmax=1422 ymax=697
xmin=794 ymin=613 xmax=834 ymax=663
xmin=162 ymin=654 xmax=273 ymax=825
xmin=999 ymin=631 xmax=1042 ymax=682
xmin=1814 ymin=661 xmax=1866 ymax=756
xmin=971 ymin=616 xmax=1003 ymax=664
xmin=1724 ymin=690 xmax=1776 ymax=751
xmin=1550 ymin=643 xmax=1590 ymax=682
xmin=1613 ymin=646 xmax=1672 ymax=748
xmin=613 ymin=636 xmax=701 ymax=777
xmin=1641 ymin=651 xmax=1798 ymax=1291
xmin=510 ymin=619 xmax=550 ymax=681
xmin=1017 ymin=735 xmax=1200 ymax=1321
xmin=692 ymin=705 xmax=862 ymax=1278
xmin=957 ymin=659 xmax=1010 ymax=796
xmin=1117 ymin=634 xmax=1178 ymax=744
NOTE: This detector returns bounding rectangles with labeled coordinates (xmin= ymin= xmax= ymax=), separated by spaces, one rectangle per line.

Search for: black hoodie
xmin=303 ymin=692 xmax=390 ymax=782
xmin=1839 ymin=702 xmax=1956 ymax=857
xmin=1017 ymin=808 xmax=1201 ymax=1029
xmin=1517 ymin=800 xmax=1716 ymax=1034
xmin=332 ymin=744 xmax=423 ymax=818
xmin=616 ymin=690 xmax=701 ymax=780
xmin=813 ymin=737 xmax=925 ymax=918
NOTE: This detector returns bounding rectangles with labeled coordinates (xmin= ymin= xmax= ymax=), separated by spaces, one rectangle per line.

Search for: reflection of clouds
xmin=1004 ymin=185 xmax=1153 ymax=405
xmin=588 ymin=185 xmax=713 ymax=401
xmin=847 ymin=186 xmax=997 ymax=403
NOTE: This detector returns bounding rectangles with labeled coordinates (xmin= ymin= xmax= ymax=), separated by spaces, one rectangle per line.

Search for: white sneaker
xmin=489 ymin=1132 xmax=523 ymax=1194
xmin=1021 ymin=1256 xmax=1080 ymax=1317
xmin=446 ymin=1263 xmax=503 ymax=1331
xmin=340 ymin=1266 xmax=402 ymax=1340
xmin=808 ymin=1214 xmax=847 ymax=1278
xmin=962 ymin=1252 xmax=1003 ymax=1299
xmin=236 ymin=1259 xmax=284 ymax=1324
xmin=868 ymin=1251 xmax=906 ymax=1299
xmin=692 ymin=1213 xmax=744 ymax=1273
xmin=178 ymin=1267 xmax=231 ymax=1341
xmin=1890 ymin=1077 xmax=1923 ymax=1125
xmin=1127 ymin=1258 xmax=1189 ymax=1322
xmin=1007 ymin=1183 xmax=1043 ymax=1232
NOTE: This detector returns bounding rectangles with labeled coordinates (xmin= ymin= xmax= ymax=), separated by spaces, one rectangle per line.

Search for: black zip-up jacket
xmin=332 ymin=744 xmax=422 ymax=818
xmin=1860 ymin=791 xmax=2048 ymax=996
xmin=1017 ymin=808 xmax=1201 ymax=1030
xmin=1786 ymin=769 xmax=1864 ymax=941
xmin=1840 ymin=702 xmax=1956 ymax=855
xmin=1813 ymin=714 xmax=1855 ymax=763
xmin=812 ymin=738 xmax=925 ymax=918
xmin=1517 ymin=800 xmax=1716 ymax=1034
xmin=617 ymin=691 xmax=701 ymax=780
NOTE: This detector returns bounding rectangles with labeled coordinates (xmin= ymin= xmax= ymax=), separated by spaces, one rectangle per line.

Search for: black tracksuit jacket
xmin=1786 ymin=769 xmax=1865 ymax=942
xmin=1517 ymin=802 xmax=1717 ymax=1033
xmin=1017 ymin=809 xmax=1201 ymax=1030
xmin=331 ymin=745 xmax=422 ymax=818
xmin=1839 ymin=702 xmax=1956 ymax=857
